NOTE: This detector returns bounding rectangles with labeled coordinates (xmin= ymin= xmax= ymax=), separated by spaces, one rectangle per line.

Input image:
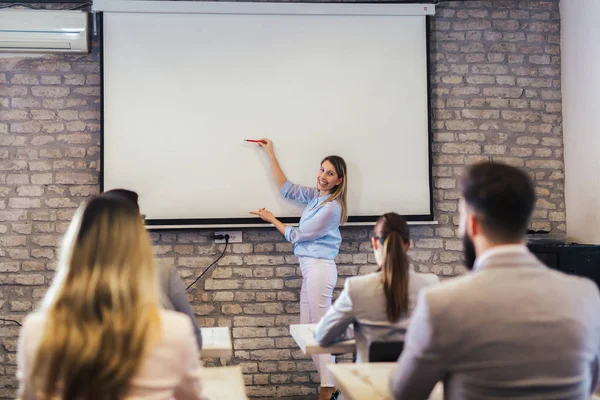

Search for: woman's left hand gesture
xmin=250 ymin=208 xmax=276 ymax=223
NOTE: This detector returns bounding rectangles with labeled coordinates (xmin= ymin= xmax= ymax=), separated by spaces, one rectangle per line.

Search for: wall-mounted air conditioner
xmin=0 ymin=9 xmax=89 ymax=53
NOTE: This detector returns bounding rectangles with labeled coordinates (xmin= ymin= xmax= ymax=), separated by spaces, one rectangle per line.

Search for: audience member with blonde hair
xmin=103 ymin=188 xmax=203 ymax=350
xmin=16 ymin=195 xmax=207 ymax=400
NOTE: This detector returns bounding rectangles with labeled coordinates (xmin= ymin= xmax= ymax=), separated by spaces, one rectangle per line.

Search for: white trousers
xmin=299 ymin=257 xmax=338 ymax=387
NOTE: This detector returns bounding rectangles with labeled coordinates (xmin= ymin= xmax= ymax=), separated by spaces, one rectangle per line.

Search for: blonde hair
xmin=33 ymin=195 xmax=161 ymax=400
xmin=321 ymin=155 xmax=348 ymax=224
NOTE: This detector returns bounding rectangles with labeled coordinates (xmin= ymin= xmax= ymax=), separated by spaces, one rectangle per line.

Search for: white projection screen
xmin=95 ymin=1 xmax=435 ymax=228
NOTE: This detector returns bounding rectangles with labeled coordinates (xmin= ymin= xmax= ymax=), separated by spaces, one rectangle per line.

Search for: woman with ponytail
xmin=314 ymin=213 xmax=439 ymax=363
xmin=17 ymin=195 xmax=206 ymax=400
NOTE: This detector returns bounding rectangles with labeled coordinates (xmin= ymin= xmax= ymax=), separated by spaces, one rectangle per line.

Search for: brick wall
xmin=0 ymin=1 xmax=563 ymax=398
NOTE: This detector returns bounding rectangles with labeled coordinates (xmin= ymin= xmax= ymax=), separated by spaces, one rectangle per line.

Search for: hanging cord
xmin=186 ymin=236 xmax=230 ymax=291
xmin=0 ymin=318 xmax=22 ymax=326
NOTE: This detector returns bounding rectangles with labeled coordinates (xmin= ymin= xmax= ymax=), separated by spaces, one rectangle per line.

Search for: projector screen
xmin=96 ymin=1 xmax=435 ymax=228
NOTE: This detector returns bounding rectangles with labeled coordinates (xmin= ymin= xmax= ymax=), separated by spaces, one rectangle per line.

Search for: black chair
xmin=368 ymin=341 xmax=404 ymax=362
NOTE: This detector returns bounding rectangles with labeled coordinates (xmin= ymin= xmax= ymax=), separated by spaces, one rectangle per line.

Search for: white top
xmin=17 ymin=311 xmax=207 ymax=400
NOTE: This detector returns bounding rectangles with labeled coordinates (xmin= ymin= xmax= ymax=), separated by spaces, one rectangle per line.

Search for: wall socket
xmin=214 ymin=231 xmax=242 ymax=243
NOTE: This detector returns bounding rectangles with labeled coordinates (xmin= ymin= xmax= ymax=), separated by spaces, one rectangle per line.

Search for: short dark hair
xmin=102 ymin=189 xmax=140 ymax=213
xmin=461 ymin=162 xmax=535 ymax=242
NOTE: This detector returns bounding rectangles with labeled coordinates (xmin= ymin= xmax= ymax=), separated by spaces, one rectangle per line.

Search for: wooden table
xmin=201 ymin=366 xmax=248 ymax=399
xmin=328 ymin=363 xmax=443 ymax=400
xmin=200 ymin=327 xmax=232 ymax=358
xmin=290 ymin=324 xmax=356 ymax=355
xmin=328 ymin=363 xmax=600 ymax=400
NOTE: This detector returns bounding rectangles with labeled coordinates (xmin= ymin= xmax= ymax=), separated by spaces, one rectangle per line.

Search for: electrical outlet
xmin=214 ymin=231 xmax=242 ymax=243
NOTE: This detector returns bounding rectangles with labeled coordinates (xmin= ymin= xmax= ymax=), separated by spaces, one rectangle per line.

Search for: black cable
xmin=186 ymin=236 xmax=229 ymax=291
xmin=0 ymin=318 xmax=22 ymax=326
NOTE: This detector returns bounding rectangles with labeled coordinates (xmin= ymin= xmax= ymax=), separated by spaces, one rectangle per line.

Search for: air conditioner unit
xmin=0 ymin=9 xmax=89 ymax=53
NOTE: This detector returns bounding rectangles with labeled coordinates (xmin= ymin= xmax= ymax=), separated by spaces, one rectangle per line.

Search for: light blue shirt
xmin=281 ymin=180 xmax=342 ymax=260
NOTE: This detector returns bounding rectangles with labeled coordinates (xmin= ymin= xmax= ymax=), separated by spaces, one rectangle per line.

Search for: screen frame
xmin=97 ymin=6 xmax=436 ymax=228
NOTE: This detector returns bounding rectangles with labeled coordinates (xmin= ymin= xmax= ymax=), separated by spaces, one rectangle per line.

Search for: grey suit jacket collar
xmin=474 ymin=245 xmax=545 ymax=271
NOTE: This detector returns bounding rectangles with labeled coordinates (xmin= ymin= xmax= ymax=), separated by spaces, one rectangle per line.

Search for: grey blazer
xmin=314 ymin=270 xmax=439 ymax=363
xmin=158 ymin=264 xmax=203 ymax=350
xmin=390 ymin=247 xmax=600 ymax=400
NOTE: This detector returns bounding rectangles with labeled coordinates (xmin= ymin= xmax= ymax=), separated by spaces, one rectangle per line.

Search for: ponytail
xmin=381 ymin=231 xmax=409 ymax=322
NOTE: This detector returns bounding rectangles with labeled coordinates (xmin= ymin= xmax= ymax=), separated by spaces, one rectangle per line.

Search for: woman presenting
xmin=250 ymin=139 xmax=348 ymax=400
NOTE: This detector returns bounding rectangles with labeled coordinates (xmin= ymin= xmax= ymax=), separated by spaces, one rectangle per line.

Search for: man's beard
xmin=463 ymin=234 xmax=477 ymax=271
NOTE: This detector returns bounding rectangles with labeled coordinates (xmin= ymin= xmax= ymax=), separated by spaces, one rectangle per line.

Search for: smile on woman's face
xmin=317 ymin=160 xmax=342 ymax=194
